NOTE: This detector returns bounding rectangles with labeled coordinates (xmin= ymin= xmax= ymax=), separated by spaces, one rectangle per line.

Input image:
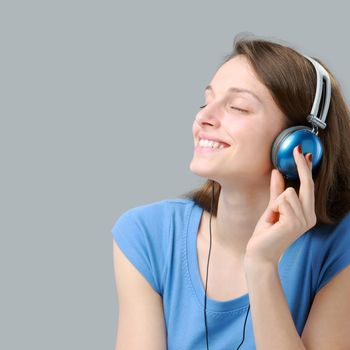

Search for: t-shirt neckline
xmin=186 ymin=201 xmax=250 ymax=313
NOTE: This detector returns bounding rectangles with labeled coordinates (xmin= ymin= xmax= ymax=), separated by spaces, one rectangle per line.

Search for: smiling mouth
xmin=194 ymin=144 xmax=231 ymax=154
xmin=196 ymin=138 xmax=231 ymax=149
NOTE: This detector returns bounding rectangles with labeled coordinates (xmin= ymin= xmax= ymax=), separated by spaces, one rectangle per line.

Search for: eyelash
xmin=199 ymin=104 xmax=248 ymax=113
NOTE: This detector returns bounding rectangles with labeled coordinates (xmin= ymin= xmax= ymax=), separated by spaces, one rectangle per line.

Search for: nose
xmin=195 ymin=105 xmax=220 ymax=127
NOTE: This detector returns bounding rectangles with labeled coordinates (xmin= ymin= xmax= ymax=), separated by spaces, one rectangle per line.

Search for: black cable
xmin=203 ymin=182 xmax=213 ymax=350
xmin=204 ymin=180 xmax=250 ymax=349
xmin=236 ymin=303 xmax=250 ymax=349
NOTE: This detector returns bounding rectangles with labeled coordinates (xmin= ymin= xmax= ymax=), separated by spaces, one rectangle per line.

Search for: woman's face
xmin=190 ymin=54 xmax=288 ymax=187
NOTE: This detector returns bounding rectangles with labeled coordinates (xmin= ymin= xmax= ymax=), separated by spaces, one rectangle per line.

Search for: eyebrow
xmin=205 ymin=85 xmax=262 ymax=104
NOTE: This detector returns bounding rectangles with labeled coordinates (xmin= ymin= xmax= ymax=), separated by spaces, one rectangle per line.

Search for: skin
xmin=189 ymin=54 xmax=314 ymax=263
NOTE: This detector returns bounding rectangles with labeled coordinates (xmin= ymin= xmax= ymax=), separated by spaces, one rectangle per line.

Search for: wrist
xmin=243 ymin=255 xmax=278 ymax=273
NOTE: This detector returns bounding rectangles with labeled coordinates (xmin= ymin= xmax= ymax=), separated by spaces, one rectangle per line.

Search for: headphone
xmin=204 ymin=55 xmax=331 ymax=349
xmin=271 ymin=55 xmax=331 ymax=180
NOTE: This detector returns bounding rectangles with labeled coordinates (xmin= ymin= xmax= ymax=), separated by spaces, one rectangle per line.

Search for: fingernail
xmin=297 ymin=145 xmax=302 ymax=154
xmin=307 ymin=153 xmax=313 ymax=163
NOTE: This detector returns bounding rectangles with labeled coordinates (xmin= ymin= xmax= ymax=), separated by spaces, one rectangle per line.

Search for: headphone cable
xmin=204 ymin=180 xmax=251 ymax=350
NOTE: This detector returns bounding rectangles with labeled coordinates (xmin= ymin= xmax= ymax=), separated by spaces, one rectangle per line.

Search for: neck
xmin=207 ymin=176 xmax=271 ymax=259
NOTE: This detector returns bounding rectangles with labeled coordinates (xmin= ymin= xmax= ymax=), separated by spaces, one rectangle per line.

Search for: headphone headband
xmin=302 ymin=55 xmax=331 ymax=130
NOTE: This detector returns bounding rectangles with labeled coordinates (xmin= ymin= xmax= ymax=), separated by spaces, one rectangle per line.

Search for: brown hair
xmin=180 ymin=33 xmax=350 ymax=226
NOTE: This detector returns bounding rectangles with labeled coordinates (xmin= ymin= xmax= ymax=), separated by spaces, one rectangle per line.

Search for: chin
xmin=189 ymin=159 xmax=208 ymax=177
xmin=189 ymin=159 xmax=221 ymax=181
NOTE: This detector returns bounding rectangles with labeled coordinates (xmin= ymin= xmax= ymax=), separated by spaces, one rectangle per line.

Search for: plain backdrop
xmin=1 ymin=0 xmax=349 ymax=349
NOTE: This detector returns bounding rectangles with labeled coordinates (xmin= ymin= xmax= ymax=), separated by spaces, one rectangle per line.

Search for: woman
xmin=111 ymin=34 xmax=350 ymax=349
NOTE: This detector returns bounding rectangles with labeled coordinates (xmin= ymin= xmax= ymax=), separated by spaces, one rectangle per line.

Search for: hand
xmin=244 ymin=145 xmax=317 ymax=266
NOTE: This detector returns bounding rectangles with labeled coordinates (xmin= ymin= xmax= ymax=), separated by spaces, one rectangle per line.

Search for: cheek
xmin=236 ymin=124 xmax=275 ymax=156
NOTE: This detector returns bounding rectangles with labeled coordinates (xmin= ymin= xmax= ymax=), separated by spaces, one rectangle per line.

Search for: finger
xmin=269 ymin=168 xmax=285 ymax=204
xmin=293 ymin=145 xmax=315 ymax=216
xmin=271 ymin=188 xmax=306 ymax=226
xmin=268 ymin=200 xmax=304 ymax=247
xmin=269 ymin=199 xmax=296 ymax=234
xmin=306 ymin=153 xmax=313 ymax=172
xmin=264 ymin=206 xmax=280 ymax=224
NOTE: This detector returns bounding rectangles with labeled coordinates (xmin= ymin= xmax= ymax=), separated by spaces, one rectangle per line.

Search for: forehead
xmin=207 ymin=55 xmax=269 ymax=102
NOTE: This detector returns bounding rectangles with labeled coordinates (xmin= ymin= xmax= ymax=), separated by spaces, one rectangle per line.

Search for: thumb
xmin=269 ymin=168 xmax=285 ymax=204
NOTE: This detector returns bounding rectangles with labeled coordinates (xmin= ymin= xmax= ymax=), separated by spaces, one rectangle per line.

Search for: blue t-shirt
xmin=111 ymin=198 xmax=350 ymax=350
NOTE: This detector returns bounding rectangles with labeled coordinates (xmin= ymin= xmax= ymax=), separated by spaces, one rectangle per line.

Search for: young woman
xmin=111 ymin=35 xmax=350 ymax=349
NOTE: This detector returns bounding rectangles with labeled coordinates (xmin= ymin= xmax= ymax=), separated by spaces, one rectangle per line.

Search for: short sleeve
xmin=315 ymin=212 xmax=350 ymax=294
xmin=111 ymin=201 xmax=170 ymax=296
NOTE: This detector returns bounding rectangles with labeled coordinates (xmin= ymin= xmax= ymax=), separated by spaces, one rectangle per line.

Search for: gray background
xmin=1 ymin=0 xmax=349 ymax=349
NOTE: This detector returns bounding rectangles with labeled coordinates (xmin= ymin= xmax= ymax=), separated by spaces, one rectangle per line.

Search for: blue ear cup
xmin=270 ymin=54 xmax=331 ymax=181
xmin=271 ymin=125 xmax=323 ymax=180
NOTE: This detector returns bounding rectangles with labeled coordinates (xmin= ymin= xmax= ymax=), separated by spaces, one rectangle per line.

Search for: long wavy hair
xmin=180 ymin=33 xmax=350 ymax=226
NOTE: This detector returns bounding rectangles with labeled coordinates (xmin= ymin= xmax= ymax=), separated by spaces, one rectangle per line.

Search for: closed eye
xmin=199 ymin=105 xmax=248 ymax=113
xmin=229 ymin=106 xmax=248 ymax=113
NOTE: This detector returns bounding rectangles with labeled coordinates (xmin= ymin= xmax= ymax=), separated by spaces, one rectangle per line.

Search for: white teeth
xmin=198 ymin=138 xmax=226 ymax=149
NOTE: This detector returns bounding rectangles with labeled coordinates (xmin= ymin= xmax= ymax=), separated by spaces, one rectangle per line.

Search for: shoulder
xmin=307 ymin=210 xmax=350 ymax=246
xmin=112 ymin=197 xmax=195 ymax=230
xmin=304 ymin=210 xmax=350 ymax=261
xmin=111 ymin=197 xmax=196 ymax=256
xmin=306 ymin=211 xmax=350 ymax=245
xmin=111 ymin=197 xmax=195 ymax=295
xmin=304 ymin=211 xmax=350 ymax=294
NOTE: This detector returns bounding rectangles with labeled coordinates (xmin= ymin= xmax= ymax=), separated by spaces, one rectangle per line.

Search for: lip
xmin=197 ymin=132 xmax=231 ymax=147
xmin=194 ymin=145 xmax=229 ymax=154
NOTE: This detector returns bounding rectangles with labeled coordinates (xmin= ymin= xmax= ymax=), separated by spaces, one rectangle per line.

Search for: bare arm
xmin=112 ymin=239 xmax=167 ymax=350
xmin=244 ymin=259 xmax=307 ymax=350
